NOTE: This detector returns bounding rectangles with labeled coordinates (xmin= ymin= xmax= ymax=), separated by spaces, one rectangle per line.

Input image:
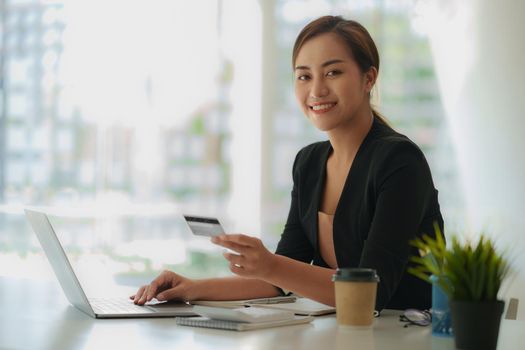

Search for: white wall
xmin=422 ymin=0 xmax=525 ymax=318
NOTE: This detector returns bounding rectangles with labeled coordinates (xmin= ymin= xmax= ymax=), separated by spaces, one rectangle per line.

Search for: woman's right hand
xmin=130 ymin=270 xmax=194 ymax=305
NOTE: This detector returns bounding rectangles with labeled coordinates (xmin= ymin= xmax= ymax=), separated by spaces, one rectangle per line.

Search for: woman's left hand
xmin=211 ymin=234 xmax=276 ymax=279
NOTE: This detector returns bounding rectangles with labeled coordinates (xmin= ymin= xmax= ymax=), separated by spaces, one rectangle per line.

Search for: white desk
xmin=0 ymin=277 xmax=522 ymax=350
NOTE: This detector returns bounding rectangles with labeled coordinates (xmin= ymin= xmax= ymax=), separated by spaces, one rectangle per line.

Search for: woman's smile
xmin=310 ymin=102 xmax=337 ymax=114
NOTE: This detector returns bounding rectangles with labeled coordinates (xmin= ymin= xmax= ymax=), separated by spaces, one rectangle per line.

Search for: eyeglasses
xmin=399 ymin=309 xmax=432 ymax=328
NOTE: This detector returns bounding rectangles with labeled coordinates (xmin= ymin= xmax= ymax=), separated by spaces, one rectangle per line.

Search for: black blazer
xmin=275 ymin=117 xmax=444 ymax=311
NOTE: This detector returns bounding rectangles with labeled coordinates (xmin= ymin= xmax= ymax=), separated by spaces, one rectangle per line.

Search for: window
xmin=0 ymin=1 xmax=463 ymax=290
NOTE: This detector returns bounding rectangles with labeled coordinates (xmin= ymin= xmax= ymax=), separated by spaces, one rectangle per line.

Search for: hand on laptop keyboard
xmin=131 ymin=270 xmax=193 ymax=305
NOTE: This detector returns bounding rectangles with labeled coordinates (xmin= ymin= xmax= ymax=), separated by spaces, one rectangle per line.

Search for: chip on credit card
xmin=183 ymin=215 xmax=225 ymax=237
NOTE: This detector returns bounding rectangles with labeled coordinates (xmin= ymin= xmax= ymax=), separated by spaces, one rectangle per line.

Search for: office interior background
xmin=1 ymin=0 xmax=523 ymax=316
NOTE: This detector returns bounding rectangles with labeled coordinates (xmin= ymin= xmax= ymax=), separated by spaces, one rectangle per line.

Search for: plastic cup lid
xmin=332 ymin=268 xmax=380 ymax=282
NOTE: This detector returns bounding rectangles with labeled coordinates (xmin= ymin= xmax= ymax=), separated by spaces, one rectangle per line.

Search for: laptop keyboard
xmin=89 ymin=298 xmax=155 ymax=314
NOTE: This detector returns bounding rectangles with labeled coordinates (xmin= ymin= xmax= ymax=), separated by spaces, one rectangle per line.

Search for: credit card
xmin=183 ymin=215 xmax=225 ymax=237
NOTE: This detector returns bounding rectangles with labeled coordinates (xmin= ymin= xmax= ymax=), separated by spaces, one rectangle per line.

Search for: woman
xmin=131 ymin=16 xmax=443 ymax=311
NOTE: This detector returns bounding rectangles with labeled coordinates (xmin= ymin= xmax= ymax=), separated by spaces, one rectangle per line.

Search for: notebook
xmin=175 ymin=315 xmax=314 ymax=331
xmin=253 ymin=297 xmax=336 ymax=316
xmin=193 ymin=305 xmax=295 ymax=322
xmin=190 ymin=295 xmax=297 ymax=308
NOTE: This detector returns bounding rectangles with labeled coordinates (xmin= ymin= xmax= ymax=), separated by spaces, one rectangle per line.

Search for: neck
xmin=326 ymin=104 xmax=374 ymax=165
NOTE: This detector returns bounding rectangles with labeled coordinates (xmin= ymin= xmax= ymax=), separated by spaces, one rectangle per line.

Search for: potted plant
xmin=409 ymin=228 xmax=510 ymax=350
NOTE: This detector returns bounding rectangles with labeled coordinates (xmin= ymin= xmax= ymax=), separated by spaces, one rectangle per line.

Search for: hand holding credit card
xmin=183 ymin=215 xmax=225 ymax=237
xmin=184 ymin=215 xmax=240 ymax=259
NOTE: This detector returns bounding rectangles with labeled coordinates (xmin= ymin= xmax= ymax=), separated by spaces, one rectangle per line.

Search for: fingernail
xmin=157 ymin=293 xmax=165 ymax=301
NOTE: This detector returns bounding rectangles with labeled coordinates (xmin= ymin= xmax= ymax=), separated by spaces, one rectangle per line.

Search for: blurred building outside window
xmin=0 ymin=0 xmax=463 ymax=293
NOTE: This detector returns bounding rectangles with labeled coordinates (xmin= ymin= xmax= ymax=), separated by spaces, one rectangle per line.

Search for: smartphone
xmin=183 ymin=215 xmax=225 ymax=237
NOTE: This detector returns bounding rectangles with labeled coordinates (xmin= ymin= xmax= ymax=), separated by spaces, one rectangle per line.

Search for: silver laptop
xmin=25 ymin=209 xmax=197 ymax=319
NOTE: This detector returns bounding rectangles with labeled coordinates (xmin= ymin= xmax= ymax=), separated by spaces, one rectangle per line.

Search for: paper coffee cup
xmin=332 ymin=268 xmax=380 ymax=328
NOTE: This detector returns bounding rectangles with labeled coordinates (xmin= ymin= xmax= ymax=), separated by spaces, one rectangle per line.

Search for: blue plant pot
xmin=430 ymin=275 xmax=453 ymax=337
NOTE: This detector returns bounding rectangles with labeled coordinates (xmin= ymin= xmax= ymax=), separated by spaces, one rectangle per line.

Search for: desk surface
xmin=0 ymin=277 xmax=522 ymax=350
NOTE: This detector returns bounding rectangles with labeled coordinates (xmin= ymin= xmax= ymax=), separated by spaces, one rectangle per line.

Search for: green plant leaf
xmin=486 ymin=251 xmax=497 ymax=300
xmin=407 ymin=267 xmax=431 ymax=283
xmin=408 ymin=227 xmax=510 ymax=302
xmin=434 ymin=221 xmax=445 ymax=251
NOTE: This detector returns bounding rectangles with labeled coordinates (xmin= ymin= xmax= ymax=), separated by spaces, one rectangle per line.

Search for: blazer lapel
xmin=304 ymin=143 xmax=331 ymax=259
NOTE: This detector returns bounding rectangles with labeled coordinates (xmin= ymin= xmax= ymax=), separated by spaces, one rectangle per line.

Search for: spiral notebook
xmin=175 ymin=315 xmax=314 ymax=331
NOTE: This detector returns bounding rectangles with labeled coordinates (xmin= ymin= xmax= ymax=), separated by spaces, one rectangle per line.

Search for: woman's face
xmin=294 ymin=33 xmax=374 ymax=132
